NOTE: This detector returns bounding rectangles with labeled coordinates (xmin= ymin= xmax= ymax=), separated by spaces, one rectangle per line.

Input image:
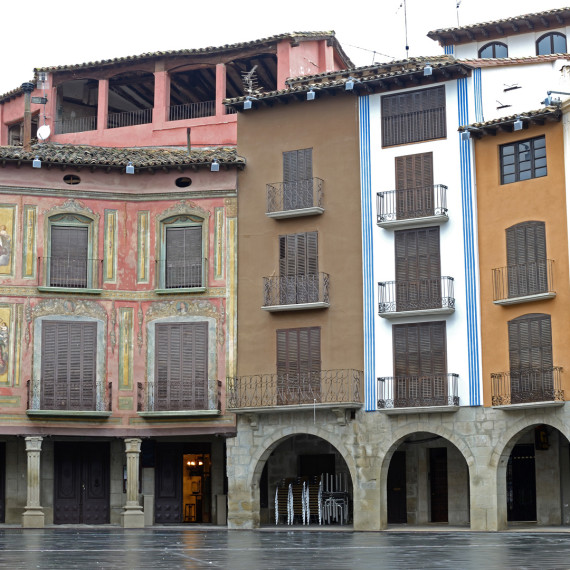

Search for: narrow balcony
xmin=168 ymin=100 xmax=216 ymax=121
xmin=26 ymin=379 xmax=112 ymax=418
xmin=136 ymin=381 xmax=222 ymax=418
xmin=378 ymin=277 xmax=454 ymax=318
xmin=266 ymin=178 xmax=324 ymax=218
xmin=491 ymin=367 xmax=564 ymax=409
xmin=154 ymin=259 xmax=205 ymax=293
xmin=227 ymin=369 xmax=363 ymax=413
xmin=37 ymin=256 xmax=103 ymax=293
xmin=54 ymin=115 xmax=97 ymax=135
xmin=492 ymin=260 xmax=555 ymax=305
xmin=107 ymin=108 xmax=152 ymax=129
xmin=376 ymin=185 xmax=448 ymax=229
xmin=262 ymin=273 xmax=330 ymax=311
xmin=377 ymin=374 xmax=459 ymax=414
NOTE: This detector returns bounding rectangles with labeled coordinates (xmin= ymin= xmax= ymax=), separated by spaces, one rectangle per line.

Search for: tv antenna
xmin=242 ymin=65 xmax=259 ymax=96
xmin=456 ymin=0 xmax=462 ymax=27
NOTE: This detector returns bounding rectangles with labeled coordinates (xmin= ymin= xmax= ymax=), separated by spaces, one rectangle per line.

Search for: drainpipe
xmin=21 ymin=82 xmax=35 ymax=151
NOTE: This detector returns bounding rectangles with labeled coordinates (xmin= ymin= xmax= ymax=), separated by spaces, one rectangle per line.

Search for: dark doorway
xmin=507 ymin=443 xmax=537 ymax=521
xmin=299 ymin=454 xmax=335 ymax=479
xmin=0 ymin=442 xmax=5 ymax=523
xmin=155 ymin=442 xmax=212 ymax=524
xmin=387 ymin=450 xmax=407 ymax=523
xmin=53 ymin=442 xmax=110 ymax=524
xmin=429 ymin=447 xmax=448 ymax=522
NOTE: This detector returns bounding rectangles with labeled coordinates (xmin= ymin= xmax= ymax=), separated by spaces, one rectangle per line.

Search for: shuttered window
xmin=279 ymin=232 xmax=319 ymax=303
xmin=50 ymin=226 xmax=88 ymax=287
xmin=508 ymin=314 xmax=553 ymax=372
xmin=500 ymin=136 xmax=546 ymax=184
xmin=506 ymin=221 xmax=547 ymax=297
xmin=283 ymin=149 xmax=313 ymax=210
xmin=165 ymin=226 xmax=202 ymax=288
xmin=41 ymin=321 xmax=97 ymax=410
xmin=395 ymin=227 xmax=441 ymax=310
xmin=155 ymin=322 xmax=208 ymax=410
xmin=395 ymin=153 xmax=434 ymax=219
xmin=382 ymin=86 xmax=446 ymax=147
xmin=276 ymin=327 xmax=321 ymax=404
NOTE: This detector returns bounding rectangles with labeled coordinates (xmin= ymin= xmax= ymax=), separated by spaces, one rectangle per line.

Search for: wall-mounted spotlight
xmin=460 ymin=130 xmax=471 ymax=141
xmin=32 ymin=156 xmax=42 ymax=168
xmin=345 ymin=77 xmax=355 ymax=91
xmin=126 ymin=161 xmax=135 ymax=174
xmin=211 ymin=159 xmax=220 ymax=172
xmin=244 ymin=96 xmax=255 ymax=110
xmin=513 ymin=116 xmax=523 ymax=131
xmin=424 ymin=64 xmax=433 ymax=76
xmin=307 ymin=89 xmax=316 ymax=101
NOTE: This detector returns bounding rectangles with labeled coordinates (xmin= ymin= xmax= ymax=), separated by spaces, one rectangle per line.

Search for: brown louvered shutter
xmin=395 ymin=153 xmax=434 ymax=219
xmin=283 ymin=149 xmax=313 ymax=209
xmin=155 ymin=322 xmax=208 ymax=411
xmin=166 ymin=226 xmax=202 ymax=288
xmin=395 ymin=227 xmax=441 ymax=311
xmin=279 ymin=232 xmax=319 ymax=303
xmin=50 ymin=226 xmax=88 ymax=287
xmin=41 ymin=321 xmax=96 ymax=410
xmin=506 ymin=222 xmax=547 ymax=297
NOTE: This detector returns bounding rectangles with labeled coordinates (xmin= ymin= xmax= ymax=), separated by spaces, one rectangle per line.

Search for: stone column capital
xmin=124 ymin=438 xmax=142 ymax=453
xmin=25 ymin=436 xmax=43 ymax=452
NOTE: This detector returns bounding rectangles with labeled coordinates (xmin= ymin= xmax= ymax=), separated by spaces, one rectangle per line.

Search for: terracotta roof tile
xmin=459 ymin=106 xmax=561 ymax=133
xmin=458 ymin=54 xmax=570 ymax=67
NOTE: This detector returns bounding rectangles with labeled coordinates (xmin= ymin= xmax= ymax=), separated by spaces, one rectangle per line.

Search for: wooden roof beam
xmin=496 ymin=25 xmax=504 ymax=35
xmin=482 ymin=127 xmax=497 ymax=136
xmin=480 ymin=28 xmax=489 ymax=38
xmin=522 ymin=19 xmax=534 ymax=30
xmin=511 ymin=23 xmax=520 ymax=32
xmin=540 ymin=17 xmax=549 ymax=27
xmin=556 ymin=14 xmax=564 ymax=25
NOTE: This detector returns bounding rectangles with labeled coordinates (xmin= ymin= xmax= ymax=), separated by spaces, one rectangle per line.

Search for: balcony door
xmin=283 ymin=148 xmax=313 ymax=210
xmin=0 ymin=442 xmax=4 ymax=523
xmin=393 ymin=321 xmax=447 ymax=406
xmin=506 ymin=221 xmax=547 ymax=298
xmin=165 ymin=226 xmax=202 ymax=288
xmin=279 ymin=232 xmax=319 ymax=304
xmin=395 ymin=227 xmax=441 ymax=311
xmin=50 ymin=225 xmax=88 ymax=287
xmin=276 ymin=327 xmax=321 ymax=405
xmin=155 ymin=322 xmax=208 ymax=411
xmin=508 ymin=314 xmax=553 ymax=403
xmin=395 ymin=152 xmax=433 ymax=220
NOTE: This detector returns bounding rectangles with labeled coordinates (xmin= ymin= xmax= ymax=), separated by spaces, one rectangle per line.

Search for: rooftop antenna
xmin=456 ymin=0 xmax=462 ymax=27
xmin=242 ymin=65 xmax=259 ymax=97
xmin=404 ymin=1 xmax=409 ymax=58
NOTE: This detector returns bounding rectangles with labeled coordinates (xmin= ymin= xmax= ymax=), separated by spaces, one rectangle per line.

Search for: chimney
xmin=21 ymin=82 xmax=35 ymax=151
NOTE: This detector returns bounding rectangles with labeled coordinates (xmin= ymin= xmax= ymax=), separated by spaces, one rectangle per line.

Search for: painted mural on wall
xmin=0 ymin=205 xmax=16 ymax=274
xmin=0 ymin=306 xmax=10 ymax=379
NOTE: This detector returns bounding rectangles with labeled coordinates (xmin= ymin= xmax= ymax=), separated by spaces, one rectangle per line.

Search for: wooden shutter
xmin=166 ymin=226 xmax=202 ymax=288
xmin=508 ymin=314 xmax=552 ymax=372
xmin=279 ymin=232 xmax=319 ymax=303
xmin=41 ymin=321 xmax=96 ymax=410
xmin=395 ymin=153 xmax=434 ymax=219
xmin=50 ymin=226 xmax=88 ymax=287
xmin=506 ymin=222 xmax=547 ymax=296
xmin=283 ymin=149 xmax=313 ymax=210
xmin=155 ymin=322 xmax=208 ymax=411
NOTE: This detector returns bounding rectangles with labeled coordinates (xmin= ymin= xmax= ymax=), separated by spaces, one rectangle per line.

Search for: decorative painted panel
xmin=226 ymin=217 xmax=237 ymax=379
xmin=104 ymin=210 xmax=118 ymax=283
xmin=137 ymin=211 xmax=150 ymax=284
xmin=22 ymin=205 xmax=37 ymax=279
xmin=214 ymin=208 xmax=225 ymax=280
xmin=0 ymin=205 xmax=16 ymax=276
xmin=119 ymin=307 xmax=133 ymax=390
xmin=0 ymin=305 xmax=12 ymax=386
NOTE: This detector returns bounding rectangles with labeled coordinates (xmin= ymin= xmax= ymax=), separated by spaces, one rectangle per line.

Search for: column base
xmin=22 ymin=509 xmax=45 ymax=528
xmin=121 ymin=507 xmax=145 ymax=528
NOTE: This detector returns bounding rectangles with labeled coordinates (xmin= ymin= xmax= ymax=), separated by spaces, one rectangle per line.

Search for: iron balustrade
xmin=168 ymin=100 xmax=216 ymax=121
xmin=155 ymin=259 xmax=204 ymax=289
xmin=266 ymin=178 xmax=324 ymax=214
xmin=27 ymin=379 xmax=112 ymax=412
xmin=377 ymin=184 xmax=448 ymax=223
xmin=54 ymin=115 xmax=97 ymax=134
xmin=263 ymin=273 xmax=330 ymax=307
xmin=378 ymin=276 xmax=454 ymax=314
xmin=491 ymin=367 xmax=564 ymax=406
xmin=492 ymin=260 xmax=554 ymax=301
xmin=227 ymin=369 xmax=363 ymax=409
xmin=107 ymin=108 xmax=152 ymax=129
xmin=136 ymin=381 xmax=219 ymax=412
xmin=39 ymin=256 xmax=102 ymax=289
xmin=225 ymin=106 xmax=237 ymax=115
xmin=377 ymin=374 xmax=459 ymax=409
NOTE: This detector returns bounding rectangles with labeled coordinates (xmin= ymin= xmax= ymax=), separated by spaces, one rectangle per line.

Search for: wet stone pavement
xmin=1 ymin=528 xmax=570 ymax=569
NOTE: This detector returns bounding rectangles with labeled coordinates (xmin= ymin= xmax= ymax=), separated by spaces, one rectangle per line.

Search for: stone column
xmin=121 ymin=438 xmax=145 ymax=528
xmin=22 ymin=436 xmax=45 ymax=528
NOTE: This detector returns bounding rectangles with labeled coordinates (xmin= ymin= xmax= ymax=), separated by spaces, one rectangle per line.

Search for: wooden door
xmin=429 ymin=447 xmax=448 ymax=523
xmin=155 ymin=443 xmax=183 ymax=523
xmin=279 ymin=232 xmax=319 ymax=303
xmin=395 ymin=153 xmax=433 ymax=219
xmin=0 ymin=442 xmax=5 ymax=523
xmin=507 ymin=444 xmax=537 ymax=521
xmin=283 ymin=149 xmax=313 ymax=210
xmin=54 ymin=442 xmax=109 ymax=524
xmin=387 ymin=450 xmax=407 ymax=524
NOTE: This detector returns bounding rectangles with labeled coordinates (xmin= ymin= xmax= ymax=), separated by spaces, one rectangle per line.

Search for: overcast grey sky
xmin=1 ymin=0 xmax=568 ymax=95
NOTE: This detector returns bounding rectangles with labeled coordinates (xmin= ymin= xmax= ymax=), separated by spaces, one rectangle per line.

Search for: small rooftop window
xmin=478 ymin=42 xmax=508 ymax=59
xmin=536 ymin=32 xmax=567 ymax=56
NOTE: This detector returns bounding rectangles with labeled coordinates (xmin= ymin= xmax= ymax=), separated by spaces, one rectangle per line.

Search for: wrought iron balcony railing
xmin=107 ymin=108 xmax=152 ymax=129
xmin=54 ymin=115 xmax=97 ymax=134
xmin=137 ymin=381 xmax=221 ymax=413
xmin=227 ymin=369 xmax=363 ymax=409
xmin=378 ymin=276 xmax=454 ymax=315
xmin=492 ymin=260 xmax=554 ymax=302
xmin=266 ymin=178 xmax=324 ymax=215
xmin=27 ymin=379 xmax=112 ymax=412
xmin=155 ymin=259 xmax=204 ymax=289
xmin=491 ymin=367 xmax=564 ymax=406
xmin=263 ymin=273 xmax=330 ymax=308
xmin=168 ymin=100 xmax=216 ymax=121
xmin=38 ymin=256 xmax=103 ymax=289
xmin=377 ymin=184 xmax=448 ymax=224
xmin=377 ymin=374 xmax=459 ymax=409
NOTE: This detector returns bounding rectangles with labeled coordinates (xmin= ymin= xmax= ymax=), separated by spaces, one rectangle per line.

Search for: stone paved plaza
xmin=1 ymin=528 xmax=570 ymax=569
